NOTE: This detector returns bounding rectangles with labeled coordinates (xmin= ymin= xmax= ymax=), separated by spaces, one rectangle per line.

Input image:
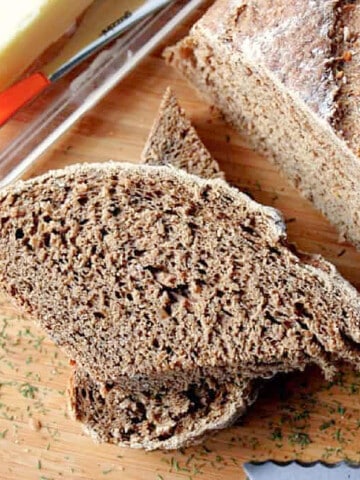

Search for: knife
xmin=244 ymin=461 xmax=360 ymax=479
xmin=0 ymin=0 xmax=173 ymax=127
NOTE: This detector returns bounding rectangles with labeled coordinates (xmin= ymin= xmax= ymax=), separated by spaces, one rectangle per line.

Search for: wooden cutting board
xmin=2 ymin=9 xmax=360 ymax=480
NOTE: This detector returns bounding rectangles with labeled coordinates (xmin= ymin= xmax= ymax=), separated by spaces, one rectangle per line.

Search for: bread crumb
xmin=343 ymin=51 xmax=352 ymax=62
xmin=336 ymin=70 xmax=344 ymax=79
xmin=29 ymin=418 xmax=42 ymax=432
xmin=343 ymin=26 xmax=350 ymax=42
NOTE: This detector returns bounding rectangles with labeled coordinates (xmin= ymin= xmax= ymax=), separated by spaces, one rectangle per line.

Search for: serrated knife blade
xmin=243 ymin=461 xmax=360 ymax=480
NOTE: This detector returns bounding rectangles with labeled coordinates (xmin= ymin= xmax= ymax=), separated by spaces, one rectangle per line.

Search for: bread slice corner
xmin=141 ymin=86 xmax=224 ymax=180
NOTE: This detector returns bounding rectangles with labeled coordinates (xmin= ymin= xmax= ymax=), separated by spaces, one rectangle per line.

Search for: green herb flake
xmin=249 ymin=436 xmax=260 ymax=449
xmin=102 ymin=468 xmax=114 ymax=475
xmin=337 ymin=405 xmax=346 ymax=415
xmin=288 ymin=432 xmax=312 ymax=447
xmin=0 ymin=429 xmax=8 ymax=439
xmin=271 ymin=427 xmax=282 ymax=441
xmin=320 ymin=419 xmax=335 ymax=431
xmin=156 ymin=475 xmax=164 ymax=480
xmin=37 ymin=460 xmax=42 ymax=470
xmin=202 ymin=445 xmax=212 ymax=454
xmin=171 ymin=458 xmax=180 ymax=472
xmin=293 ymin=410 xmax=310 ymax=421
xmin=192 ymin=466 xmax=203 ymax=475
xmin=19 ymin=382 xmax=38 ymax=399
xmin=0 ymin=319 xmax=8 ymax=338
xmin=350 ymin=384 xmax=359 ymax=394
xmin=335 ymin=428 xmax=345 ymax=443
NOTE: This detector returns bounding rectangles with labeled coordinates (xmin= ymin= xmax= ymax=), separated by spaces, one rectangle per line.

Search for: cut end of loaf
xmin=164 ymin=0 xmax=360 ymax=248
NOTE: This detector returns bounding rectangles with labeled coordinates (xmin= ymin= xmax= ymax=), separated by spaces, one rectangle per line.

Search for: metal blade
xmin=244 ymin=461 xmax=360 ymax=480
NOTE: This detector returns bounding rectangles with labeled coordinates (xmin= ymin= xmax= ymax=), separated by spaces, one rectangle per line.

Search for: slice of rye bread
xmin=141 ymin=87 xmax=224 ymax=179
xmin=164 ymin=0 xmax=360 ymax=248
xmin=68 ymin=369 xmax=256 ymax=449
xmin=1 ymin=162 xmax=360 ymax=391
xmin=68 ymin=92 xmax=258 ymax=450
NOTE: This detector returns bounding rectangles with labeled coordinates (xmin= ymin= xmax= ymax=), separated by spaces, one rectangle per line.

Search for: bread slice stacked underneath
xmin=1 ymin=93 xmax=360 ymax=450
xmin=69 ymin=369 xmax=255 ymax=449
xmin=165 ymin=0 xmax=360 ymax=249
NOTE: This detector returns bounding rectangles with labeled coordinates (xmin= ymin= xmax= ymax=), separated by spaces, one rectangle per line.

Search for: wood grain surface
xmin=2 ymin=9 xmax=360 ymax=480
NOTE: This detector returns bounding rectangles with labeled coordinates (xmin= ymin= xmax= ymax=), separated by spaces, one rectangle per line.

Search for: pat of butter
xmin=0 ymin=0 xmax=94 ymax=91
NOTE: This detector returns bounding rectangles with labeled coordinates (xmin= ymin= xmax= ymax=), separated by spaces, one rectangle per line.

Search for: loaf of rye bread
xmin=165 ymin=0 xmax=360 ymax=248
xmin=68 ymin=90 xmax=256 ymax=450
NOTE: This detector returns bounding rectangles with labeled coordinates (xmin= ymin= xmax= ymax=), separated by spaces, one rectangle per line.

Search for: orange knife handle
xmin=0 ymin=73 xmax=50 ymax=127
